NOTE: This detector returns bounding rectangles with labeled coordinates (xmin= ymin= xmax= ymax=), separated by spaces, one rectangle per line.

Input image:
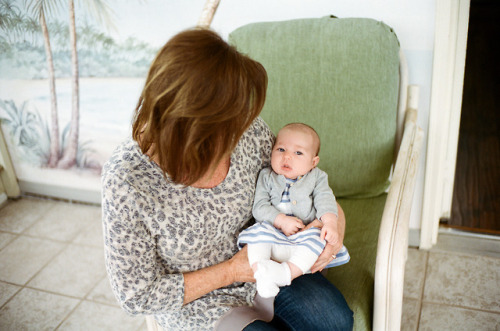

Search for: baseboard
xmin=433 ymin=227 xmax=500 ymax=258
xmin=408 ymin=228 xmax=420 ymax=248
xmin=19 ymin=180 xmax=101 ymax=205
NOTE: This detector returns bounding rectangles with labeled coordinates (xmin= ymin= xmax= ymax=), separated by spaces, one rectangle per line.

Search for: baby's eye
xmin=295 ymin=151 xmax=303 ymax=155
xmin=277 ymin=147 xmax=285 ymax=152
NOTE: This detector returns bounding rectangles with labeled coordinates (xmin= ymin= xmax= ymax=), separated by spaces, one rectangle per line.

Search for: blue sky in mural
xmin=109 ymin=0 xmax=206 ymax=48
xmin=0 ymin=0 xmax=209 ymax=79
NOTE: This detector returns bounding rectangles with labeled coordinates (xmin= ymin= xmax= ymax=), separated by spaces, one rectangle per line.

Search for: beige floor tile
xmin=0 ymin=236 xmax=65 ymax=285
xmin=0 ymin=281 xmax=21 ymax=307
xmin=0 ymin=287 xmax=79 ymax=330
xmin=419 ymin=302 xmax=500 ymax=331
xmin=28 ymin=244 xmax=106 ymax=298
xmin=0 ymin=231 xmax=17 ymax=250
xmin=403 ymin=248 xmax=428 ymax=299
xmin=0 ymin=197 xmax=56 ymax=233
xmin=3 ymin=195 xmax=499 ymax=331
xmin=86 ymin=276 xmax=120 ymax=307
xmin=72 ymin=212 xmax=104 ymax=247
xmin=401 ymin=297 xmax=420 ymax=331
xmin=25 ymin=202 xmax=101 ymax=242
xmin=58 ymin=300 xmax=145 ymax=331
xmin=424 ymin=252 xmax=500 ymax=312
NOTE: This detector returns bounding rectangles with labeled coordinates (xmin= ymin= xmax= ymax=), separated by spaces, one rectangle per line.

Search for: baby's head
xmin=271 ymin=123 xmax=320 ymax=179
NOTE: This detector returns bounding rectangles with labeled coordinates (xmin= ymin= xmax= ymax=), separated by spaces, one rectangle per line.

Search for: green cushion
xmin=229 ymin=17 xmax=400 ymax=198
xmin=326 ymin=195 xmax=387 ymax=330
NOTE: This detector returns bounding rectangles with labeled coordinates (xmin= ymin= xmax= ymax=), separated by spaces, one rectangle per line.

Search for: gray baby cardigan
xmin=252 ymin=167 xmax=338 ymax=225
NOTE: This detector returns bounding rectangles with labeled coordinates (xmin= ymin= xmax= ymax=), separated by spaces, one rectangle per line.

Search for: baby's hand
xmin=320 ymin=213 xmax=340 ymax=247
xmin=274 ymin=214 xmax=305 ymax=236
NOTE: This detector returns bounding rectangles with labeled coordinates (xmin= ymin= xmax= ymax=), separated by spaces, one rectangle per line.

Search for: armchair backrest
xmin=229 ymin=16 xmax=400 ymax=198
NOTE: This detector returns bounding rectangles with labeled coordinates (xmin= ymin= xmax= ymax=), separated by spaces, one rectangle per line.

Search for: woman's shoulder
xmin=251 ymin=117 xmax=275 ymax=142
xmin=102 ymin=139 xmax=155 ymax=184
xmin=234 ymin=117 xmax=274 ymax=165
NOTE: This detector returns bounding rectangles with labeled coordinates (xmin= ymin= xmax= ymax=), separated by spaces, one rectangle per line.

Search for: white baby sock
xmin=254 ymin=260 xmax=292 ymax=298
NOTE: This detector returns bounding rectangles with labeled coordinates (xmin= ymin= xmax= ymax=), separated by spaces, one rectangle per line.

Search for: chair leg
xmin=145 ymin=315 xmax=163 ymax=331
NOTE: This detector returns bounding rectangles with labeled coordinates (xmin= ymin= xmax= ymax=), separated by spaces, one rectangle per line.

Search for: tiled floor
xmin=0 ymin=196 xmax=499 ymax=330
xmin=0 ymin=197 xmax=145 ymax=331
xmin=401 ymin=232 xmax=500 ymax=330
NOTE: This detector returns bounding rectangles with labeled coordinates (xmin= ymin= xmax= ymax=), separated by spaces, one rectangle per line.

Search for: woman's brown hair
xmin=132 ymin=28 xmax=268 ymax=185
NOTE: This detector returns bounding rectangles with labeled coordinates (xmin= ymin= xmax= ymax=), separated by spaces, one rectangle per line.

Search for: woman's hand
xmin=310 ymin=243 xmax=341 ymax=273
xmin=183 ymin=245 xmax=255 ymax=305
xmin=228 ymin=245 xmax=255 ymax=283
xmin=302 ymin=218 xmax=323 ymax=230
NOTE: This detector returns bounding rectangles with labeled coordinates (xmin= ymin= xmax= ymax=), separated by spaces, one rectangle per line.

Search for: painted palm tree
xmin=0 ymin=1 xmax=18 ymax=43
xmin=22 ymin=16 xmax=40 ymax=44
xmin=58 ymin=0 xmax=115 ymax=168
xmin=25 ymin=0 xmax=115 ymax=169
xmin=0 ymin=1 xmax=17 ymax=54
xmin=25 ymin=0 xmax=61 ymax=168
xmin=56 ymin=0 xmax=78 ymax=168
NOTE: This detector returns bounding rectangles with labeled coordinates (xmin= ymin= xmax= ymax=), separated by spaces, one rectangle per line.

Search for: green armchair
xmin=145 ymin=16 xmax=424 ymax=331
xmin=228 ymin=16 xmax=424 ymax=330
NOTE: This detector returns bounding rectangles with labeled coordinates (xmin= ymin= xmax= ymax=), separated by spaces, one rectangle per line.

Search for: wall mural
xmin=0 ymin=0 xmax=211 ymax=201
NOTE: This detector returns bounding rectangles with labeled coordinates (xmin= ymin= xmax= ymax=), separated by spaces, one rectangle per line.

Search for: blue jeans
xmin=244 ymin=273 xmax=353 ymax=331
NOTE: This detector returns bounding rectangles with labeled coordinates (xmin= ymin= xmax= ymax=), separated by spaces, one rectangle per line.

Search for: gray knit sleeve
xmin=102 ymin=165 xmax=185 ymax=315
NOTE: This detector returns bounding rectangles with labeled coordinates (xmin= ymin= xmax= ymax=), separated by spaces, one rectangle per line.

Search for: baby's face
xmin=271 ymin=128 xmax=319 ymax=180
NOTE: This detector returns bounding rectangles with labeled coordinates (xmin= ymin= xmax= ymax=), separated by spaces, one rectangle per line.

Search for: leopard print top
xmin=102 ymin=117 xmax=274 ymax=330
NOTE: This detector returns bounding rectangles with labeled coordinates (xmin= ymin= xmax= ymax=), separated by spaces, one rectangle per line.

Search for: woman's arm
xmin=183 ymin=245 xmax=254 ymax=304
xmin=104 ymin=197 xmax=254 ymax=312
xmin=310 ymin=203 xmax=346 ymax=273
xmin=102 ymin=174 xmax=254 ymax=313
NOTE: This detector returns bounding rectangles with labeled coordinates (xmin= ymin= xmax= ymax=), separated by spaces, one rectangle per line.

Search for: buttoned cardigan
xmin=252 ymin=167 xmax=338 ymax=225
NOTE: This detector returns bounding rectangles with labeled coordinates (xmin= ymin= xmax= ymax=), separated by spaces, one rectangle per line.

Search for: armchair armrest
xmin=373 ymin=86 xmax=424 ymax=331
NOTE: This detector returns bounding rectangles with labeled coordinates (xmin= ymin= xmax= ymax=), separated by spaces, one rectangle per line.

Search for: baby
xmin=238 ymin=123 xmax=349 ymax=298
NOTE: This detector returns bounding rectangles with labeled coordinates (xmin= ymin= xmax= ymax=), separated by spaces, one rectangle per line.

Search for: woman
xmin=102 ymin=28 xmax=353 ymax=331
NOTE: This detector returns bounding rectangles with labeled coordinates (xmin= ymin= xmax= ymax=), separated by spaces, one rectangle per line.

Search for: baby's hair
xmin=281 ymin=123 xmax=321 ymax=155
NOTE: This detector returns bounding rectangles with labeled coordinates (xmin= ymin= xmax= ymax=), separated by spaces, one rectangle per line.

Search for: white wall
xmin=209 ymin=0 xmax=436 ymax=231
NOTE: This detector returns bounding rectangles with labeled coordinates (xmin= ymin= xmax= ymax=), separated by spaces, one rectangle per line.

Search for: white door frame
xmin=420 ymin=0 xmax=471 ymax=249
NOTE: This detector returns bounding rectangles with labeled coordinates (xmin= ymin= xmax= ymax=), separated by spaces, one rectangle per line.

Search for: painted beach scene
xmin=0 ymin=0 xmax=207 ymax=200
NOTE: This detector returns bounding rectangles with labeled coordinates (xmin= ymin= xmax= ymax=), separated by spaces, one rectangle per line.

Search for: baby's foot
xmin=255 ymin=277 xmax=280 ymax=298
xmin=254 ymin=261 xmax=292 ymax=298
